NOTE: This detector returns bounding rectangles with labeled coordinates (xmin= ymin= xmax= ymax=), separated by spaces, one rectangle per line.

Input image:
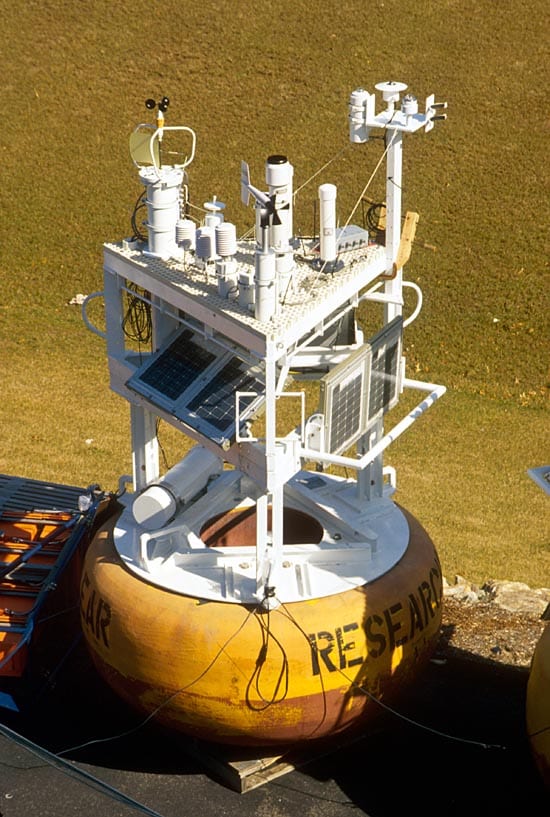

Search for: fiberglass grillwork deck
xmin=104 ymin=240 xmax=387 ymax=348
xmin=0 ymin=475 xmax=87 ymax=515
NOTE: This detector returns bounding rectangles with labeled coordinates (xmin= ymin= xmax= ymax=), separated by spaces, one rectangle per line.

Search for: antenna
xmin=349 ymin=82 xmax=447 ymax=137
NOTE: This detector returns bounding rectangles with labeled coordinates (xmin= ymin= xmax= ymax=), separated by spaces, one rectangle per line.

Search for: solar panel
xmin=365 ymin=316 xmax=403 ymax=428
xmin=318 ymin=344 xmax=370 ymax=456
xmin=138 ymin=329 xmax=216 ymax=400
xmin=317 ymin=316 xmax=403 ymax=455
xmin=328 ymin=370 xmax=364 ymax=453
xmin=126 ymin=327 xmax=265 ymax=446
xmin=187 ymin=357 xmax=263 ymax=433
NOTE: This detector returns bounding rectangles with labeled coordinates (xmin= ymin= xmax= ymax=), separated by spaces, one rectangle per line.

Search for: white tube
xmin=319 ymin=183 xmax=337 ymax=265
xmin=266 ymin=155 xmax=293 ymax=254
xmin=132 ymin=446 xmax=222 ymax=530
xmin=255 ymin=249 xmax=277 ymax=322
xmin=349 ymin=88 xmax=370 ymax=143
xmin=300 ymin=381 xmax=446 ymax=470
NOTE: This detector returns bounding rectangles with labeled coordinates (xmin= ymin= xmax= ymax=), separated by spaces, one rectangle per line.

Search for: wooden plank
xmin=181 ymin=724 xmax=385 ymax=793
xmin=394 ymin=211 xmax=419 ymax=271
xmin=181 ymin=737 xmax=294 ymax=792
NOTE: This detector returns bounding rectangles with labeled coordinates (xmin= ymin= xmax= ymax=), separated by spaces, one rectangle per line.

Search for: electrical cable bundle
xmin=122 ymin=283 xmax=152 ymax=346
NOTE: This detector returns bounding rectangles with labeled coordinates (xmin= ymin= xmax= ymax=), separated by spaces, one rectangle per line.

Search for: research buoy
xmin=81 ymin=81 xmax=448 ymax=746
xmin=527 ymin=622 xmax=550 ymax=788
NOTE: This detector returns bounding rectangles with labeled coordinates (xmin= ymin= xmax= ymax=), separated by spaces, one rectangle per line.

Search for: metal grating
xmin=0 ymin=474 xmax=87 ymax=515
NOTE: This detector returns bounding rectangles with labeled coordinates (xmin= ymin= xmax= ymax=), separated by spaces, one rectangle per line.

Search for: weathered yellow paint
xmin=527 ymin=623 xmax=550 ymax=789
xmin=80 ymin=507 xmax=443 ymax=746
xmin=390 ymin=644 xmax=404 ymax=674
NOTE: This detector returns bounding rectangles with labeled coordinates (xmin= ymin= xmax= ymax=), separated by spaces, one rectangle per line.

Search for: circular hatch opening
xmin=200 ymin=505 xmax=323 ymax=548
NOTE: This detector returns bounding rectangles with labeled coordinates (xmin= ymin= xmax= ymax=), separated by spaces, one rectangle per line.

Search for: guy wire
xmin=56 ymin=605 xmax=258 ymax=757
xmin=278 ymin=598 xmax=506 ymax=751
xmin=293 ymin=144 xmax=351 ymax=197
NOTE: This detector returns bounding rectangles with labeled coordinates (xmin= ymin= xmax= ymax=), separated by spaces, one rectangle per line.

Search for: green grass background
xmin=0 ymin=1 xmax=548 ymax=587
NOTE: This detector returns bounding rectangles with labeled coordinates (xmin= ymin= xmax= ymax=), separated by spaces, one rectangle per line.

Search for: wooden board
xmin=181 ymin=724 xmax=385 ymax=793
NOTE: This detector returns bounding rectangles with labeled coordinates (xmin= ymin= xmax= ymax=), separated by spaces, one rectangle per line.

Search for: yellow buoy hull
xmin=527 ymin=623 xmax=550 ymax=788
xmin=81 ymin=508 xmax=442 ymax=746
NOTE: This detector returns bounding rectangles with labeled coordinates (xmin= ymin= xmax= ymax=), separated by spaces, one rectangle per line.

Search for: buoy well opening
xmin=200 ymin=506 xmax=323 ymax=548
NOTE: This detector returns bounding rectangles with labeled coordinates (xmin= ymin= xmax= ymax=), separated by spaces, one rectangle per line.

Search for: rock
xmin=441 ymin=576 xmax=550 ymax=668
xmin=443 ymin=576 xmax=550 ymax=616
xmin=483 ymin=580 xmax=550 ymax=617
xmin=67 ymin=293 xmax=87 ymax=305
xmin=443 ymin=575 xmax=489 ymax=603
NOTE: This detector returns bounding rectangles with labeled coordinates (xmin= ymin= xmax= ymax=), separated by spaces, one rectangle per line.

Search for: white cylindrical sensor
xmin=265 ymin=154 xmax=292 ymax=187
xmin=216 ymin=258 xmax=238 ymax=298
xmin=319 ymin=183 xmax=337 ymax=265
xmin=196 ymin=226 xmax=216 ymax=260
xmin=132 ymin=484 xmax=177 ymax=532
xmin=139 ymin=166 xmax=184 ymax=258
xmin=176 ymin=217 xmax=196 ymax=251
xmin=265 ymin=155 xmax=293 ymax=254
xmin=238 ymin=269 xmax=255 ymax=310
xmin=349 ymin=88 xmax=370 ymax=143
xmin=132 ymin=446 xmax=222 ymax=530
xmin=401 ymin=94 xmax=418 ymax=116
xmin=204 ymin=198 xmax=225 ymax=230
xmin=216 ymin=222 xmax=237 ymax=257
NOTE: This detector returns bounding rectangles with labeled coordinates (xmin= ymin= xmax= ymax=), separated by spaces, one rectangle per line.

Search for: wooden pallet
xmin=181 ymin=724 xmax=380 ymax=793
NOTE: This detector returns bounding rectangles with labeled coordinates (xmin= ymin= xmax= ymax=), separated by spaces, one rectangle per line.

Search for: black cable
xmin=0 ymin=722 xmax=165 ymax=817
xmin=56 ymin=606 xmax=258 ymax=757
xmin=245 ymin=607 xmax=289 ymax=711
xmin=155 ymin=419 xmax=170 ymax=471
xmin=130 ymin=189 xmax=148 ymax=242
xmin=528 ymin=724 xmax=550 ymax=739
xmin=365 ymin=201 xmax=386 ymax=234
xmin=276 ymin=600 xmax=329 ymax=738
xmin=277 ymin=597 xmax=507 ymax=750
xmin=122 ymin=284 xmax=152 ymax=345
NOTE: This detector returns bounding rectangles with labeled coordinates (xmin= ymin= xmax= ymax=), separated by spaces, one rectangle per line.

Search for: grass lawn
xmin=0 ymin=0 xmax=547 ymax=587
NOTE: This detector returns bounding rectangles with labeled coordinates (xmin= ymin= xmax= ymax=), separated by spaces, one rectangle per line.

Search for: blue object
xmin=0 ymin=691 xmax=19 ymax=712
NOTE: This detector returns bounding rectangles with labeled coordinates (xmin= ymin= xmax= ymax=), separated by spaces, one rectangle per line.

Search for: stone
xmin=443 ymin=576 xmax=550 ymax=617
xmin=483 ymin=580 xmax=550 ymax=617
